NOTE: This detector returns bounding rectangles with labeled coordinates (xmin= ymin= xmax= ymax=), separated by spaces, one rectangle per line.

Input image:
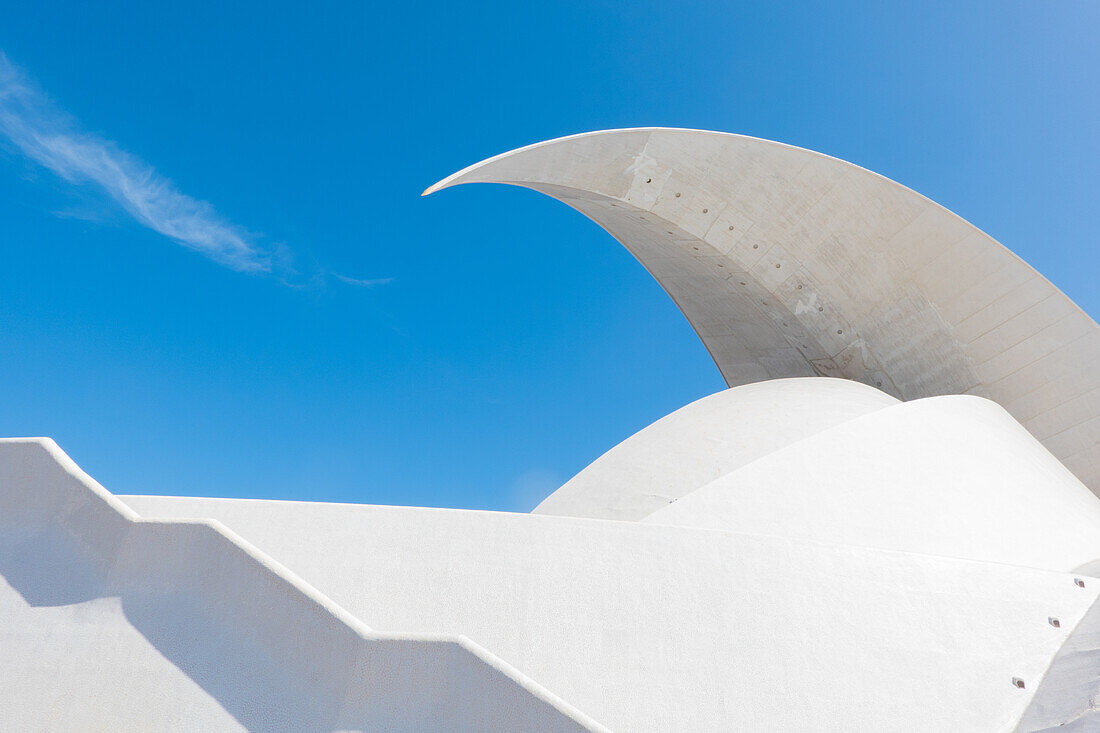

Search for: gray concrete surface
xmin=426 ymin=128 xmax=1100 ymax=495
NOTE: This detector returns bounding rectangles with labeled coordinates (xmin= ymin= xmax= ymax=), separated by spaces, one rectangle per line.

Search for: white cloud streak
xmin=332 ymin=273 xmax=395 ymax=288
xmin=0 ymin=53 xmax=269 ymax=272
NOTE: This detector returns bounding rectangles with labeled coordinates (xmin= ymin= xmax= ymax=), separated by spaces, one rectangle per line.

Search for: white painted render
xmin=119 ymin=492 xmax=1095 ymax=733
xmin=6 ymin=380 xmax=1100 ymax=730
xmin=644 ymin=393 xmax=1100 ymax=572
xmin=426 ymin=128 xmax=1100 ymax=495
xmin=0 ymin=438 xmax=603 ymax=732
xmin=536 ymin=376 xmax=899 ymax=520
xmin=113 ymin=385 xmax=1100 ymax=729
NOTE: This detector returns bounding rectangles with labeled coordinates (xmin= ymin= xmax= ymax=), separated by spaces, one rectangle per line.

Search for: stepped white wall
xmin=0 ymin=438 xmax=603 ymax=732
xmin=122 ymin=491 xmax=1097 ymax=732
xmin=7 ymin=377 xmax=1100 ymax=731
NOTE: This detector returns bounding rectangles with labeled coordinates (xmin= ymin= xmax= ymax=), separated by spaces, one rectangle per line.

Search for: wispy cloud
xmin=332 ymin=273 xmax=395 ymax=288
xmin=0 ymin=53 xmax=268 ymax=272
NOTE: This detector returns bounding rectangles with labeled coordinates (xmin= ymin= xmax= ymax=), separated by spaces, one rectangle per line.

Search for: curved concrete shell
xmin=535 ymin=377 xmax=899 ymax=521
xmin=426 ymin=128 xmax=1100 ymax=494
xmin=643 ymin=392 xmax=1100 ymax=572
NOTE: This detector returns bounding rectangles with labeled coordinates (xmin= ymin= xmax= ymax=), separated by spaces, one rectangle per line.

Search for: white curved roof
xmin=535 ymin=377 xmax=898 ymax=521
xmin=537 ymin=375 xmax=1100 ymax=573
xmin=643 ymin=393 xmax=1100 ymax=572
xmin=426 ymin=128 xmax=1100 ymax=494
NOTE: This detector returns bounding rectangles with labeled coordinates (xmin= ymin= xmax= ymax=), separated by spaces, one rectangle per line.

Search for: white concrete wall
xmin=536 ymin=377 xmax=898 ymax=520
xmin=0 ymin=438 xmax=603 ymax=732
xmin=123 ymin=492 xmax=1098 ymax=733
xmin=425 ymin=128 xmax=1100 ymax=495
xmin=7 ymin=385 xmax=1099 ymax=730
xmin=644 ymin=395 xmax=1100 ymax=573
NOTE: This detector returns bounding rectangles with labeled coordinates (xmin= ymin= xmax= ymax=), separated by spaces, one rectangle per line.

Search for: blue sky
xmin=0 ymin=1 xmax=1096 ymax=511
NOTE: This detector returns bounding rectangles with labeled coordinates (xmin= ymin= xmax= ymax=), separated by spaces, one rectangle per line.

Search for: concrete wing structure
xmin=5 ymin=129 xmax=1100 ymax=731
xmin=425 ymin=128 xmax=1100 ymax=496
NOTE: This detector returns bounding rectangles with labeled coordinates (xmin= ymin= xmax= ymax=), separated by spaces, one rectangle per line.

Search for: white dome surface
xmin=536 ymin=377 xmax=899 ymax=521
xmin=644 ymin=393 xmax=1100 ymax=572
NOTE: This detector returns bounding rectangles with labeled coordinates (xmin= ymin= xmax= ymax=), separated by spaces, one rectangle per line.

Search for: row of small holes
xmin=647 ymin=177 xmax=864 ymax=369
xmin=641 ymin=174 xmax=1042 ymax=424
xmin=642 ymin=192 xmax=839 ymax=347
xmin=1013 ymin=578 xmax=1086 ymax=690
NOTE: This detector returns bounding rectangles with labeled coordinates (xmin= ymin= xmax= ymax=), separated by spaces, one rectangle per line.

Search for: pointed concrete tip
xmin=421 ymin=155 xmax=502 ymax=197
xmin=420 ymin=129 xmax=649 ymax=198
xmin=422 ymin=165 xmax=476 ymax=196
xmin=421 ymin=179 xmax=449 ymax=197
xmin=418 ymin=127 xmax=704 ymax=197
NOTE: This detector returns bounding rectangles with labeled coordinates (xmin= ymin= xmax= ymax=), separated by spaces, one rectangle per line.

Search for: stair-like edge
xmin=0 ymin=437 xmax=608 ymax=732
